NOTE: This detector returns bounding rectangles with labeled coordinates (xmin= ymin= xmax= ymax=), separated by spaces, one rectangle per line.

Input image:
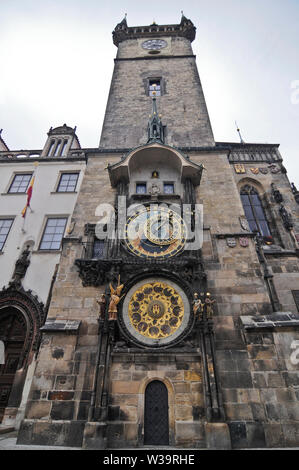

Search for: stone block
xmin=119 ymin=406 xmax=138 ymax=422
xmin=83 ymin=422 xmax=107 ymax=449
xmin=175 ymin=421 xmax=205 ymax=448
xmin=111 ymin=381 xmax=140 ymax=394
xmin=175 ymin=405 xmax=193 ymax=421
xmin=282 ymin=424 xmax=299 ymax=447
xmin=220 ymin=372 xmax=253 ymax=389
xmin=264 ymin=423 xmax=285 ymax=448
xmin=17 ymin=419 xmax=34 ymax=445
xmin=55 ymin=375 xmax=76 ymax=390
xmin=246 ymin=422 xmax=266 ymax=448
xmin=31 ymin=421 xmax=65 ymax=446
xmin=48 ymin=391 xmax=74 ymax=400
xmin=26 ymin=401 xmax=51 ymax=420
xmin=65 ymin=421 xmax=85 ymax=447
xmin=174 ymin=382 xmax=191 ymax=393
xmin=225 ymin=403 xmax=253 ymax=421
xmin=184 ymin=371 xmax=202 ymax=382
xmin=205 ymin=423 xmax=231 ymax=449
xmin=50 ymin=401 xmax=75 ymax=420
xmin=228 ymin=421 xmax=247 ymax=449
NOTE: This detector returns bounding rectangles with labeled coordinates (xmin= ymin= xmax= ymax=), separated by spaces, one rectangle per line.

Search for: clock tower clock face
xmin=121 ymin=278 xmax=191 ymax=347
xmin=142 ymin=39 xmax=167 ymax=50
xmin=124 ymin=206 xmax=187 ymax=259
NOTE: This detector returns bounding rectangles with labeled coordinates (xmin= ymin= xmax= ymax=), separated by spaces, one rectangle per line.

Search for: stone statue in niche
xmin=279 ymin=204 xmax=293 ymax=231
xmin=271 ymin=183 xmax=283 ymax=203
xmin=193 ymin=292 xmax=204 ymax=319
xmin=149 ymin=183 xmax=160 ymax=195
xmin=97 ymin=293 xmax=106 ymax=320
xmin=11 ymin=245 xmax=31 ymax=286
xmin=108 ymin=275 xmax=124 ymax=321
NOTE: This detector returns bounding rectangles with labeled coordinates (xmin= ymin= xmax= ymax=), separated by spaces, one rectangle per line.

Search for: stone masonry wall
xmin=100 ymin=38 xmax=215 ymax=149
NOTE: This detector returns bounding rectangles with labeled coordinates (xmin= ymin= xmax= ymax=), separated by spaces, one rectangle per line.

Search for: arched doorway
xmin=144 ymin=380 xmax=169 ymax=446
xmin=0 ymin=308 xmax=26 ymax=422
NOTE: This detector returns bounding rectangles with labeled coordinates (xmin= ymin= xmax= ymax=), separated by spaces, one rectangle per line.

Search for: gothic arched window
xmin=240 ymin=185 xmax=271 ymax=237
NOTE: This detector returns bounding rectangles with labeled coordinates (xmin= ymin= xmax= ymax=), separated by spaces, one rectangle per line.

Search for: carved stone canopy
xmin=108 ymin=143 xmax=203 ymax=188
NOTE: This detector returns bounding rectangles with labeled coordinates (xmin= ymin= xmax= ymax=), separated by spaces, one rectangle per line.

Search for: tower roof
xmin=112 ymin=15 xmax=196 ymax=46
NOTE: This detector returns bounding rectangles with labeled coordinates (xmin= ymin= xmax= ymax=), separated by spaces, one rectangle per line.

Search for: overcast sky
xmin=1 ymin=0 xmax=299 ymax=186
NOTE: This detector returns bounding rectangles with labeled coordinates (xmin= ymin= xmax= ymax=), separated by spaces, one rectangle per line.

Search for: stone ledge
xmin=40 ymin=319 xmax=81 ymax=333
xmin=240 ymin=312 xmax=299 ymax=330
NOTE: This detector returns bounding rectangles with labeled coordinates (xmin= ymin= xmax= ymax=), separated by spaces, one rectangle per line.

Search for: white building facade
xmin=0 ymin=124 xmax=86 ymax=428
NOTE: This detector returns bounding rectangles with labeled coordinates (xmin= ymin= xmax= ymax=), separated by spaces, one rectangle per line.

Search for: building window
xmin=57 ymin=173 xmax=79 ymax=192
xmin=240 ymin=186 xmax=271 ymax=237
xmin=164 ymin=183 xmax=174 ymax=194
xmin=92 ymin=239 xmax=105 ymax=259
xmin=8 ymin=174 xmax=32 ymax=193
xmin=0 ymin=219 xmax=14 ymax=251
xmin=39 ymin=217 xmax=67 ymax=250
xmin=136 ymin=183 xmax=147 ymax=194
xmin=292 ymin=291 xmax=299 ymax=312
xmin=149 ymin=79 xmax=161 ymax=97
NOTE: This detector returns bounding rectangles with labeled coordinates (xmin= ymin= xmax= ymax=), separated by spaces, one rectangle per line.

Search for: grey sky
xmin=1 ymin=0 xmax=299 ymax=186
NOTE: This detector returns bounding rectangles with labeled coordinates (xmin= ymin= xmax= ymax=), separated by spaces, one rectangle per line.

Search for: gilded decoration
xmin=128 ymin=281 xmax=184 ymax=339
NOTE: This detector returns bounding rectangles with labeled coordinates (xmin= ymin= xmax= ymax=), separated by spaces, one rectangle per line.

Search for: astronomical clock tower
xmin=17 ymin=15 xmax=299 ymax=450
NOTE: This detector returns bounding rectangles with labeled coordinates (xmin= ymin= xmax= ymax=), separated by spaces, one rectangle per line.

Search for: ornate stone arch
xmin=237 ymin=177 xmax=265 ymax=194
xmin=0 ymin=284 xmax=45 ymax=368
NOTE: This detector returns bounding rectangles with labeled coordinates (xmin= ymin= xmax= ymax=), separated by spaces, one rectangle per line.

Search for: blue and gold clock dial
xmin=124 ymin=207 xmax=186 ymax=259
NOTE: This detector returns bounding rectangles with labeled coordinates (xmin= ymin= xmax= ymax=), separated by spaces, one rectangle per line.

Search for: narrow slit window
xmin=149 ymin=79 xmax=161 ymax=97
xmin=163 ymin=183 xmax=174 ymax=194
xmin=47 ymin=140 xmax=55 ymax=156
xmin=136 ymin=183 xmax=147 ymax=194
xmin=53 ymin=140 xmax=62 ymax=157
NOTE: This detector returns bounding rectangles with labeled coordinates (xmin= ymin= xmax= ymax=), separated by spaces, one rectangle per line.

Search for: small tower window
xmin=164 ymin=183 xmax=174 ymax=194
xmin=47 ymin=140 xmax=55 ymax=156
xmin=60 ymin=140 xmax=68 ymax=156
xmin=136 ymin=183 xmax=147 ymax=194
xmin=92 ymin=240 xmax=105 ymax=259
xmin=149 ymin=79 xmax=161 ymax=97
xmin=53 ymin=140 xmax=62 ymax=157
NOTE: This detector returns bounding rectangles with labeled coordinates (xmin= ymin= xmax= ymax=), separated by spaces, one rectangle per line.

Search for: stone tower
xmin=17 ymin=16 xmax=299 ymax=449
xmin=100 ymin=15 xmax=215 ymax=149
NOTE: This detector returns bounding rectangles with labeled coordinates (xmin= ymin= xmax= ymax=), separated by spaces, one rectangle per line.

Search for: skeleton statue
xmin=108 ymin=275 xmax=124 ymax=321
xmin=204 ymin=292 xmax=216 ymax=319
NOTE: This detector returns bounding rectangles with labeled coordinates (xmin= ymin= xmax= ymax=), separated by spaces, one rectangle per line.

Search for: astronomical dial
xmin=121 ymin=278 xmax=191 ymax=347
xmin=142 ymin=39 xmax=167 ymax=50
xmin=124 ymin=206 xmax=187 ymax=259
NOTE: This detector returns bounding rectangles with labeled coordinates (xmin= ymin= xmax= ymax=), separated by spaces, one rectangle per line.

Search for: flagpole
xmin=21 ymin=161 xmax=38 ymax=233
